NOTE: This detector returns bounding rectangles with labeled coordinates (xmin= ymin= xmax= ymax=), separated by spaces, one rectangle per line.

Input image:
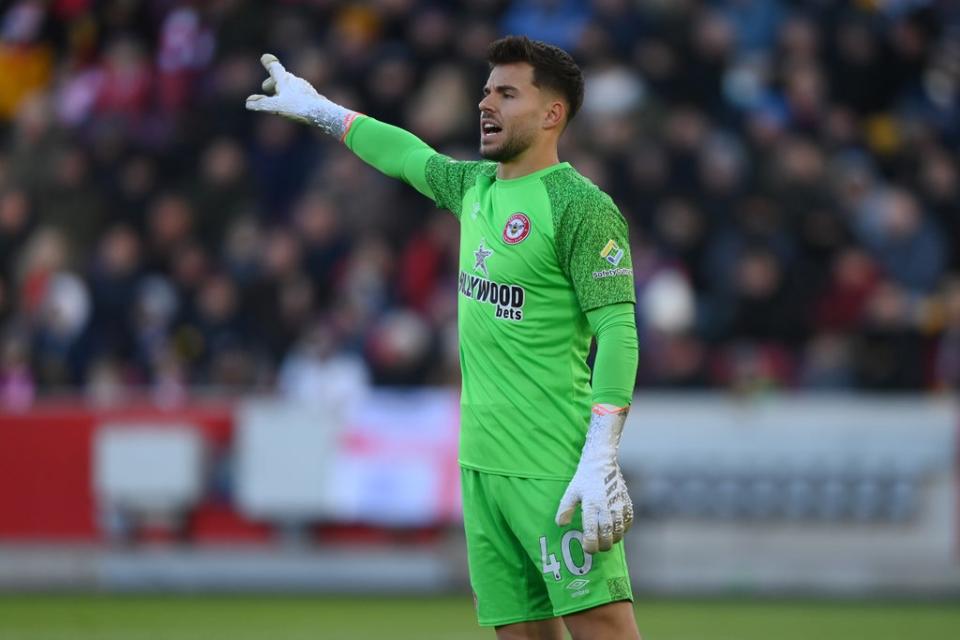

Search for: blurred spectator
xmin=32 ymin=270 xmax=91 ymax=387
xmin=278 ymin=320 xmax=371 ymax=415
xmin=726 ymin=246 xmax=807 ymax=346
xmin=799 ymin=332 xmax=854 ymax=390
xmin=145 ymin=192 xmax=196 ymax=271
xmin=250 ymin=116 xmax=317 ymax=220
xmin=86 ymin=225 xmax=141 ymax=364
xmin=815 ymin=248 xmax=882 ymax=333
xmin=0 ymin=332 xmax=34 ymax=411
xmin=155 ymin=5 xmax=214 ymax=114
xmin=36 ymin=144 xmax=105 ymax=254
xmin=0 ymin=188 xmax=35 ymax=280
xmin=366 ymin=308 xmax=435 ymax=386
xmin=132 ymin=275 xmax=178 ymax=380
xmin=916 ymin=150 xmax=959 ymax=271
xmin=94 ymin=36 xmax=153 ymax=126
xmin=501 ymin=0 xmax=590 ymax=52
xmin=182 ymin=272 xmax=247 ymax=383
xmin=934 ymin=278 xmax=960 ymax=391
xmin=851 ymin=187 xmax=945 ymax=293
xmin=854 ymin=281 xmax=927 ymax=390
xmin=397 ymin=212 xmax=457 ymax=313
xmin=722 ymin=0 xmax=784 ymax=55
xmin=0 ymin=0 xmax=54 ymax=120
xmin=0 ymin=0 xmax=957 ymax=397
xmin=193 ymin=137 xmax=255 ymax=250
xmin=243 ymin=227 xmax=309 ymax=361
xmin=293 ymin=192 xmax=350 ymax=306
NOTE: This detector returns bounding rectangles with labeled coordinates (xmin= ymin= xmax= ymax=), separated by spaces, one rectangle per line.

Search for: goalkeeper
xmin=247 ymin=35 xmax=641 ymax=640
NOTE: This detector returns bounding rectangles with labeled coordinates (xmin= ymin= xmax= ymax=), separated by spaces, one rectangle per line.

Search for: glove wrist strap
xmin=303 ymin=99 xmax=357 ymax=139
xmin=581 ymin=404 xmax=628 ymax=458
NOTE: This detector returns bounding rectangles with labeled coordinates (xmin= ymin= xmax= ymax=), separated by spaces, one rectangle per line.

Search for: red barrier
xmin=0 ymin=409 xmax=97 ymax=540
xmin=0 ymin=402 xmax=234 ymax=542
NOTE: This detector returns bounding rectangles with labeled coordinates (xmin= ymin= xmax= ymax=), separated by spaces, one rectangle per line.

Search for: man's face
xmin=479 ymin=63 xmax=555 ymax=162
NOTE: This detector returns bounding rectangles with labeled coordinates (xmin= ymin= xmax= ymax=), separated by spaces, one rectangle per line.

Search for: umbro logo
xmin=566 ymin=578 xmax=591 ymax=598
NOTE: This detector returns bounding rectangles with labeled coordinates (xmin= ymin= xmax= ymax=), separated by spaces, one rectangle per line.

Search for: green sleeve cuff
xmin=344 ymin=115 xmax=436 ymax=200
xmin=585 ymin=302 xmax=638 ymax=407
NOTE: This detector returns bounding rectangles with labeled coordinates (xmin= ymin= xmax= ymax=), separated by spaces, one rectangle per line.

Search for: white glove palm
xmin=245 ymin=53 xmax=356 ymax=139
xmin=555 ymin=404 xmax=634 ymax=553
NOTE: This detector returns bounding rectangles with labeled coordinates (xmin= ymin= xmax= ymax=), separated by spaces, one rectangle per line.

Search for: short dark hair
xmin=486 ymin=35 xmax=584 ymax=124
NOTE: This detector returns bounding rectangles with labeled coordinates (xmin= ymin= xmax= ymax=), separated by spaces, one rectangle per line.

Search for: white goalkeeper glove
xmin=245 ymin=53 xmax=358 ymax=139
xmin=555 ymin=404 xmax=634 ymax=553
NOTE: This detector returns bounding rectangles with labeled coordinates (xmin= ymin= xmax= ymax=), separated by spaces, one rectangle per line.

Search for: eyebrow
xmin=483 ymin=84 xmax=520 ymax=95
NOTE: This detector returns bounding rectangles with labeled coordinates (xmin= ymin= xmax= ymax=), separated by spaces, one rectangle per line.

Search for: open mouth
xmin=481 ymin=121 xmax=502 ymax=140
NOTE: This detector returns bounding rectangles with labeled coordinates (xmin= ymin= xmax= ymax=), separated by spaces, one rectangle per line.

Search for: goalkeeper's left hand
xmin=555 ymin=404 xmax=634 ymax=553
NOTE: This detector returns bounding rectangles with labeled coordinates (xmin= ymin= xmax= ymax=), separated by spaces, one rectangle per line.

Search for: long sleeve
xmin=585 ymin=301 xmax=638 ymax=407
xmin=343 ymin=115 xmax=437 ymax=200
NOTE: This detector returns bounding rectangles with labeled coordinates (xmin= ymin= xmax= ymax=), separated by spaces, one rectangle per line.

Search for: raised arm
xmin=245 ymin=53 xmax=436 ymax=200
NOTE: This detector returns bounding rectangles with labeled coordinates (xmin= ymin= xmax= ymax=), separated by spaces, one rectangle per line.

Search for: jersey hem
xmin=580 ymin=296 xmax=637 ymax=314
xmin=458 ymin=459 xmax=573 ymax=482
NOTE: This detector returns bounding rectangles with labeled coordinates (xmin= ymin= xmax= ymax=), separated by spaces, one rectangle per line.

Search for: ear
xmin=542 ymin=99 xmax=566 ymax=131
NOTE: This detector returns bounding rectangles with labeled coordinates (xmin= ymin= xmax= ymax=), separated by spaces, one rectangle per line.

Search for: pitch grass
xmin=0 ymin=594 xmax=958 ymax=640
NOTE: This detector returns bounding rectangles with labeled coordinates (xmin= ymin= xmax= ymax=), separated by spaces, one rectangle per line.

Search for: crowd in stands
xmin=0 ymin=0 xmax=958 ymax=406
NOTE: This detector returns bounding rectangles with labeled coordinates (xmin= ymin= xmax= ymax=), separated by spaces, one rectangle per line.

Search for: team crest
xmin=503 ymin=213 xmax=531 ymax=245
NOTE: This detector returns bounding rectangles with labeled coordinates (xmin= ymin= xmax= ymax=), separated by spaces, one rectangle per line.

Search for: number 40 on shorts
xmin=539 ymin=531 xmax=593 ymax=581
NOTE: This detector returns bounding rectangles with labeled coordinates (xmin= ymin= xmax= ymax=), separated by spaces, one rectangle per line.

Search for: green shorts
xmin=461 ymin=467 xmax=634 ymax=627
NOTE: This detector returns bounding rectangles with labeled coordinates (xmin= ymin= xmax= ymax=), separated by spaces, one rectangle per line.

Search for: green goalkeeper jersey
xmin=423 ymin=155 xmax=635 ymax=480
xmin=343 ymin=116 xmax=635 ymax=480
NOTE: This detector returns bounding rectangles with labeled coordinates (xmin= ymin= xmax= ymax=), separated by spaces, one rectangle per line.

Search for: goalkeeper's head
xmin=479 ymin=35 xmax=584 ymax=163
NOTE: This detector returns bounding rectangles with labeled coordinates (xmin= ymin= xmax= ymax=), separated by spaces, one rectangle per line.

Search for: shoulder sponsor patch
xmin=600 ymin=239 xmax=624 ymax=266
xmin=593 ymin=267 xmax=633 ymax=279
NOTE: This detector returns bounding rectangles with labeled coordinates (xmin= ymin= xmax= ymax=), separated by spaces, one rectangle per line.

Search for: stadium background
xmin=0 ymin=0 xmax=958 ymax=638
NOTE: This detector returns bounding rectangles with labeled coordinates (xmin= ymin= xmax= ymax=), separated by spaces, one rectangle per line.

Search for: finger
xmin=597 ymin=509 xmax=614 ymax=552
xmin=262 ymin=77 xmax=276 ymax=94
xmin=611 ymin=509 xmax=625 ymax=545
xmin=581 ymin=508 xmax=599 ymax=554
xmin=245 ymin=94 xmax=278 ymax=112
xmin=260 ymin=53 xmax=286 ymax=81
xmin=623 ymin=498 xmax=635 ymax=532
xmin=555 ymin=488 xmax=578 ymax=526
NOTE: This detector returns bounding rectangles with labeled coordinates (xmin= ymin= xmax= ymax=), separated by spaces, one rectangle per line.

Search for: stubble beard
xmin=479 ymin=126 xmax=536 ymax=163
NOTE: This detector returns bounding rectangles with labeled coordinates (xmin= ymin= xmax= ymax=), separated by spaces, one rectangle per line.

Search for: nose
xmin=479 ymin=93 xmax=494 ymax=113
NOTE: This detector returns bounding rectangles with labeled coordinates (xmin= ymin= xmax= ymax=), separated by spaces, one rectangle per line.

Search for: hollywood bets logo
xmin=459 ymin=239 xmax=526 ymax=321
xmin=458 ymin=271 xmax=525 ymax=321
